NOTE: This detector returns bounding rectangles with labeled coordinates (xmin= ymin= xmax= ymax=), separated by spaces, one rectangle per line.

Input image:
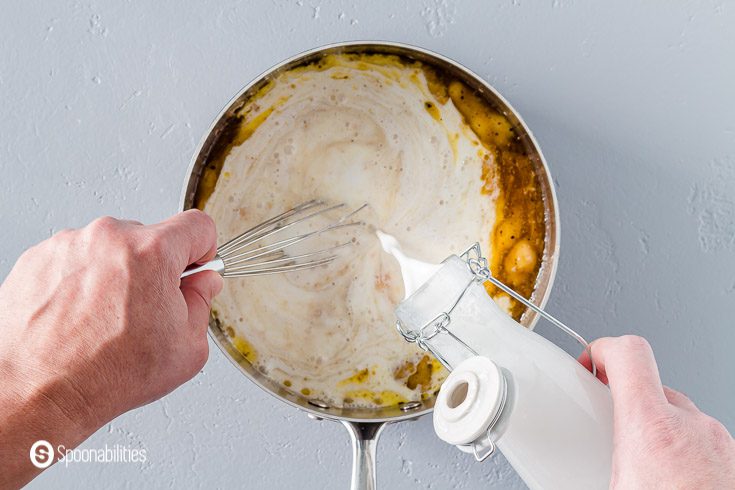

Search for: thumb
xmin=180 ymin=271 xmax=224 ymax=333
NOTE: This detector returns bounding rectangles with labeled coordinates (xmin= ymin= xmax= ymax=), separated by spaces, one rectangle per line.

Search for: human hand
xmin=579 ymin=335 xmax=735 ymax=489
xmin=0 ymin=211 xmax=222 ymax=487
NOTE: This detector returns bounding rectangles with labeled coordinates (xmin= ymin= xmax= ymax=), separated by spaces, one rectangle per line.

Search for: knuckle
xmin=89 ymin=216 xmax=120 ymax=235
xmin=186 ymin=209 xmax=216 ymax=235
xmin=86 ymin=217 xmax=131 ymax=249
xmin=618 ymin=334 xmax=652 ymax=353
xmin=702 ymin=416 xmax=732 ymax=447
xmin=185 ymin=208 xmax=209 ymax=223
xmin=85 ymin=218 xmax=138 ymax=270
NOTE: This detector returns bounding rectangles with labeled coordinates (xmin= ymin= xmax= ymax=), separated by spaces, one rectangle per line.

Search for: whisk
xmin=181 ymin=200 xmax=366 ymax=279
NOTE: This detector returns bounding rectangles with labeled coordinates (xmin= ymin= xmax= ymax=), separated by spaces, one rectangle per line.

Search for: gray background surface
xmin=2 ymin=1 xmax=734 ymax=489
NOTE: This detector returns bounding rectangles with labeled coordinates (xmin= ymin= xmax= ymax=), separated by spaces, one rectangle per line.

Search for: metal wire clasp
xmin=395 ymin=247 xmax=490 ymax=367
xmin=465 ymin=243 xmax=598 ymax=377
xmin=397 ymin=243 xmax=598 ymax=377
xmin=463 ymin=243 xmax=491 ymax=281
xmin=396 ymin=309 xmax=477 ymax=368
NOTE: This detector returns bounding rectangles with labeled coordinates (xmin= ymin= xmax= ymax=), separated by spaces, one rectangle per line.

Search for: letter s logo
xmin=29 ymin=440 xmax=54 ymax=469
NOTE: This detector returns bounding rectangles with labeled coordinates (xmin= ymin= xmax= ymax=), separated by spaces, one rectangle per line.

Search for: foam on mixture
xmin=203 ymin=55 xmax=501 ymax=408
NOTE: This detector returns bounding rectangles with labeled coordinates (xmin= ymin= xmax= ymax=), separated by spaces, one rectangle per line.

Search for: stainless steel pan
xmin=180 ymin=41 xmax=560 ymax=490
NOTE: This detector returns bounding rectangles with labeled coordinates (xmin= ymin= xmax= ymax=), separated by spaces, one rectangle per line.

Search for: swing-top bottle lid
xmin=433 ymin=356 xmax=506 ymax=446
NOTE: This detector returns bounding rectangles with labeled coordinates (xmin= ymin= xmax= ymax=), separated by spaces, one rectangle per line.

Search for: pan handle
xmin=340 ymin=421 xmax=387 ymax=490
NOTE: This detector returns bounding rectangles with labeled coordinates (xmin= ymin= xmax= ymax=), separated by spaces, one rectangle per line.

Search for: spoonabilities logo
xmin=30 ymin=440 xmax=54 ymax=469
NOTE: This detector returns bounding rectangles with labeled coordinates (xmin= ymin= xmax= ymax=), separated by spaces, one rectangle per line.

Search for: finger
xmin=180 ymin=270 xmax=223 ymax=333
xmin=119 ymin=219 xmax=144 ymax=226
xmin=584 ymin=336 xmax=668 ymax=414
xmin=151 ymin=209 xmax=218 ymax=271
xmin=578 ymin=346 xmax=609 ymax=384
xmin=663 ymin=386 xmax=698 ymax=412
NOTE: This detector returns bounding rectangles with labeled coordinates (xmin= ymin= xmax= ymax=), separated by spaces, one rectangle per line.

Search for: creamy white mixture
xmin=204 ymin=56 xmax=499 ymax=408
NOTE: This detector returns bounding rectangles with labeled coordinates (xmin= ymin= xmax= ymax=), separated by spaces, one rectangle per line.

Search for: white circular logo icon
xmin=30 ymin=440 xmax=54 ymax=469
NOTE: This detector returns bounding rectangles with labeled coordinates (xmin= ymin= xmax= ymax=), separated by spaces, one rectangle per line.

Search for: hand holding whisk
xmin=181 ymin=200 xmax=366 ymax=279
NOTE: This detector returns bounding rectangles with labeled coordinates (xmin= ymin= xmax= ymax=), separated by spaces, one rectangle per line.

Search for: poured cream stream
xmin=376 ymin=230 xmax=441 ymax=299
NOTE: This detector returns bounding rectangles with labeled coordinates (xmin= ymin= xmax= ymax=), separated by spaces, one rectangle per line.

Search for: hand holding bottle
xmin=579 ymin=335 xmax=735 ymax=489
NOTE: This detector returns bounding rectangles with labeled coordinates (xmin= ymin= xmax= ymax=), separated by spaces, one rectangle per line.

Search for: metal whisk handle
xmin=181 ymin=255 xmax=225 ymax=279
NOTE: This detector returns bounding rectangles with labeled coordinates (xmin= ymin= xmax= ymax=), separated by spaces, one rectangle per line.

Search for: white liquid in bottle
xmin=381 ymin=233 xmax=613 ymax=490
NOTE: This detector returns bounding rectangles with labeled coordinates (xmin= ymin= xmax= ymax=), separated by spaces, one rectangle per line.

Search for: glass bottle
xmin=395 ymin=251 xmax=613 ymax=490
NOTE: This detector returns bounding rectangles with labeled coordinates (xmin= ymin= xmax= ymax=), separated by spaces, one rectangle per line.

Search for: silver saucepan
xmin=179 ymin=41 xmax=560 ymax=490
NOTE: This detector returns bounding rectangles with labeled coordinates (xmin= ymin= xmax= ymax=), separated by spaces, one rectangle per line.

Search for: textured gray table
xmin=2 ymin=2 xmax=733 ymax=489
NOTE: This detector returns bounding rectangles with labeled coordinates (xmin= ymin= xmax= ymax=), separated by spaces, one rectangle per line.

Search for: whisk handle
xmin=180 ymin=255 xmax=225 ymax=279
